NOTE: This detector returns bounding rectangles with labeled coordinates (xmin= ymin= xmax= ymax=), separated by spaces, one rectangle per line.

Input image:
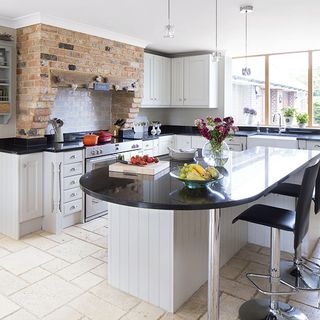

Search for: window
xmin=269 ymin=53 xmax=308 ymax=125
xmin=231 ymin=50 xmax=320 ymax=127
xmin=313 ymin=52 xmax=320 ymax=126
xmin=232 ymin=57 xmax=265 ymax=125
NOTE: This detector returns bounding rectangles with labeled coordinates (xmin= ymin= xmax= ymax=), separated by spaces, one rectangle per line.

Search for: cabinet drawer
xmin=228 ymin=144 xmax=243 ymax=151
xmin=63 ymin=162 xmax=83 ymax=177
xmin=143 ymin=140 xmax=154 ymax=150
xmin=64 ymin=199 xmax=82 ymax=216
xmin=63 ymin=174 xmax=81 ymax=190
xmin=64 ymin=187 xmax=82 ymax=203
xmin=307 ymin=141 xmax=320 ymax=150
xmin=63 ymin=150 xmax=83 ymax=164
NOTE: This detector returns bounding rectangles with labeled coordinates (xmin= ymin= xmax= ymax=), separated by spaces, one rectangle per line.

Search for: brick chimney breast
xmin=16 ymin=24 xmax=144 ymax=137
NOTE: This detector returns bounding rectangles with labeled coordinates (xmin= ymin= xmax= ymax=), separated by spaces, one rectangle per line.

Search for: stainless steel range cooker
xmin=85 ymin=139 xmax=142 ymax=221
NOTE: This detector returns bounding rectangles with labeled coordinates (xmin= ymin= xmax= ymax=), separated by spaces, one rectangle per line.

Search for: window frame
xmin=233 ymin=49 xmax=320 ymax=127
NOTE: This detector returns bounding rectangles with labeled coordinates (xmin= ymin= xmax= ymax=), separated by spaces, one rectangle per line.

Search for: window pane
xmin=313 ymin=51 xmax=320 ymax=126
xmin=232 ymin=57 xmax=265 ymax=125
xmin=269 ymin=53 xmax=308 ymax=125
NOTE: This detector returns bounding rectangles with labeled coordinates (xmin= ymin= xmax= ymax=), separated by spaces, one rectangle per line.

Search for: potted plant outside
xmin=281 ymin=107 xmax=296 ymax=127
xmin=296 ymin=112 xmax=309 ymax=128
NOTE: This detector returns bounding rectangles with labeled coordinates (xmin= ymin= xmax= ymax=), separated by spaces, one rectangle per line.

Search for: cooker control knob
xmin=99 ymin=149 xmax=103 ymax=154
xmin=91 ymin=150 xmax=95 ymax=155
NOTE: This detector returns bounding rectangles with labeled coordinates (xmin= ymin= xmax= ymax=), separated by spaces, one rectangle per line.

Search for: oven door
xmin=85 ymin=154 xmax=117 ymax=221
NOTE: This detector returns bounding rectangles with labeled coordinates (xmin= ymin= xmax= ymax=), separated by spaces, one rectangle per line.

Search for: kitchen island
xmin=80 ymin=147 xmax=320 ymax=320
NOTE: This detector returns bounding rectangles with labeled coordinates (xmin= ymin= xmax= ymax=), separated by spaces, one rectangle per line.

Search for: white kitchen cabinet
xmin=143 ymin=140 xmax=154 ymax=156
xmin=171 ymin=58 xmax=184 ymax=106
xmin=191 ymin=136 xmax=206 ymax=149
xmin=142 ymin=53 xmax=171 ymax=107
xmin=175 ymin=135 xmax=192 ymax=149
xmin=226 ymin=136 xmax=247 ymax=151
xmin=43 ymin=150 xmax=84 ymax=234
xmin=0 ymin=152 xmax=43 ymax=239
xmin=158 ymin=135 xmax=174 ymax=155
xmin=19 ymin=153 xmax=43 ymax=223
xmin=171 ymin=54 xmax=218 ymax=108
xmin=247 ymin=135 xmax=298 ymax=149
xmin=306 ymin=140 xmax=320 ymax=150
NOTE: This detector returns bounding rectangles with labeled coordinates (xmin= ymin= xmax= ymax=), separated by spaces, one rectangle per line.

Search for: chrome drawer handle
xmin=70 ymin=205 xmax=77 ymax=210
xmin=314 ymin=145 xmax=320 ymax=148
xmin=70 ymin=168 xmax=76 ymax=172
xmin=70 ymin=155 xmax=76 ymax=159
xmin=70 ymin=180 xmax=76 ymax=185
xmin=70 ymin=193 xmax=76 ymax=197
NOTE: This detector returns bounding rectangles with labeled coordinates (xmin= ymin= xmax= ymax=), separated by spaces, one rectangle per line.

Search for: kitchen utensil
xmin=98 ymin=131 xmax=112 ymax=143
xmin=170 ymin=168 xmax=223 ymax=189
xmin=48 ymin=118 xmax=64 ymax=143
xmin=83 ymin=133 xmax=99 ymax=146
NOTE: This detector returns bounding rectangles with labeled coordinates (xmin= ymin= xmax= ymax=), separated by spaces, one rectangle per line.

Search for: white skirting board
xmin=108 ymin=203 xmax=248 ymax=312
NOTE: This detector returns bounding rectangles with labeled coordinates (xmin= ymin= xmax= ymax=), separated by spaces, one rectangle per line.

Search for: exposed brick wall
xmin=16 ymin=24 xmax=144 ymax=137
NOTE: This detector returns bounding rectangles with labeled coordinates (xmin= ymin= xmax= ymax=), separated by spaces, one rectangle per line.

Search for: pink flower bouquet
xmin=195 ymin=116 xmax=238 ymax=151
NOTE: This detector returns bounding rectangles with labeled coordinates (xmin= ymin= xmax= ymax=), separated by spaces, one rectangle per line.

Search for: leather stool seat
xmin=233 ymin=204 xmax=295 ymax=232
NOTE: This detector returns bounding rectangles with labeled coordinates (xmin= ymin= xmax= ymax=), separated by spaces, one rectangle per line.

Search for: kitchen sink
xmin=247 ymin=134 xmax=298 ymax=149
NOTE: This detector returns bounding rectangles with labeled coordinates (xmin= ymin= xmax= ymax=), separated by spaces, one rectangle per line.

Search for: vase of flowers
xmin=243 ymin=108 xmax=257 ymax=125
xmin=195 ymin=116 xmax=238 ymax=167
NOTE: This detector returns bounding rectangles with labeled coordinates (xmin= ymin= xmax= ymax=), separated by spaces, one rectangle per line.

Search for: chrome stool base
xmin=280 ymin=260 xmax=320 ymax=291
xmin=238 ymin=299 xmax=308 ymax=320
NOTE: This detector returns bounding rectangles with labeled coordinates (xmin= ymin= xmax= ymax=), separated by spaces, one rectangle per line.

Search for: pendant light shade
xmin=240 ymin=5 xmax=253 ymax=76
xmin=164 ymin=0 xmax=174 ymax=38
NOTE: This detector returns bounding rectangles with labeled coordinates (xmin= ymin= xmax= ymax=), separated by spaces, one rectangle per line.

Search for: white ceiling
xmin=1 ymin=0 xmax=320 ymax=56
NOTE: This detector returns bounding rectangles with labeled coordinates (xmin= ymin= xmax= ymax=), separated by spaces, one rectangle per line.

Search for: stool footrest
xmin=246 ymin=272 xmax=298 ymax=296
xmin=302 ymin=256 xmax=320 ymax=273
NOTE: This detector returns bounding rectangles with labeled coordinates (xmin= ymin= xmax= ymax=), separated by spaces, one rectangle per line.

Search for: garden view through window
xmin=232 ymin=51 xmax=318 ymax=127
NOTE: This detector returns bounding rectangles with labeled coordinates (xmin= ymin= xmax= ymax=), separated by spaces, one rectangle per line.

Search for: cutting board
xmin=109 ymin=161 xmax=170 ymax=175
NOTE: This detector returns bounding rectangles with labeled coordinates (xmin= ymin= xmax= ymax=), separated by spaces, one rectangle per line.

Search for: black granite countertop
xmin=80 ymin=147 xmax=320 ymax=210
xmin=0 ymin=139 xmax=84 ymax=155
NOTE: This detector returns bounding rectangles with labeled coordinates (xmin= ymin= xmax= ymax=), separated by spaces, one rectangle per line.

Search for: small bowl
xmin=170 ymin=168 xmax=223 ymax=189
xmin=168 ymin=147 xmax=198 ymax=161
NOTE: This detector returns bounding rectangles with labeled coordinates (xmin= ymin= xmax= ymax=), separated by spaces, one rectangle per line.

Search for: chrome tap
xmin=272 ymin=113 xmax=286 ymax=134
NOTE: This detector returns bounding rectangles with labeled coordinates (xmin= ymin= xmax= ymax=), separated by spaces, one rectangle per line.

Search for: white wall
xmin=0 ymin=26 xmax=16 ymax=138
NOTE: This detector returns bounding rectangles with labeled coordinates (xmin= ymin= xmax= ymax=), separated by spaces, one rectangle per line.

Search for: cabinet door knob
xmin=70 ymin=205 xmax=76 ymax=210
xmin=71 ymin=180 xmax=76 ymax=185
xmin=70 ymin=168 xmax=76 ymax=172
xmin=70 ymin=193 xmax=76 ymax=197
xmin=70 ymin=155 xmax=76 ymax=159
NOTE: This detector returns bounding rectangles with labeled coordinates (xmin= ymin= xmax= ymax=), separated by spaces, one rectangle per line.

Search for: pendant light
xmin=212 ymin=0 xmax=221 ymax=62
xmin=240 ymin=5 xmax=253 ymax=76
xmin=164 ymin=0 xmax=175 ymax=38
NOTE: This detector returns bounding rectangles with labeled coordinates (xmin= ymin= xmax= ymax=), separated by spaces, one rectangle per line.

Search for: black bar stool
xmin=232 ymin=160 xmax=320 ymax=320
xmin=271 ymin=168 xmax=320 ymax=291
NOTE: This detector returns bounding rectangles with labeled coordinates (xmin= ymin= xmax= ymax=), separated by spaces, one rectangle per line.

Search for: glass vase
xmin=202 ymin=141 xmax=230 ymax=167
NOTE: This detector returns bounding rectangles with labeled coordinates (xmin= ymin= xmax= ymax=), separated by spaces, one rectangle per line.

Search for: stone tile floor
xmin=0 ymin=216 xmax=319 ymax=319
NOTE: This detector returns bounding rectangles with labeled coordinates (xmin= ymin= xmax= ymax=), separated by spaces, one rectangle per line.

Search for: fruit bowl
xmin=170 ymin=164 xmax=223 ymax=189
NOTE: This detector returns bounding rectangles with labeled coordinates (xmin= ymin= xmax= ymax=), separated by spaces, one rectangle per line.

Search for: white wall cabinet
xmin=19 ymin=153 xmax=43 ymax=223
xmin=171 ymin=54 xmax=218 ymax=108
xmin=171 ymin=58 xmax=184 ymax=106
xmin=143 ymin=53 xmax=218 ymax=108
xmin=142 ymin=53 xmax=171 ymax=107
